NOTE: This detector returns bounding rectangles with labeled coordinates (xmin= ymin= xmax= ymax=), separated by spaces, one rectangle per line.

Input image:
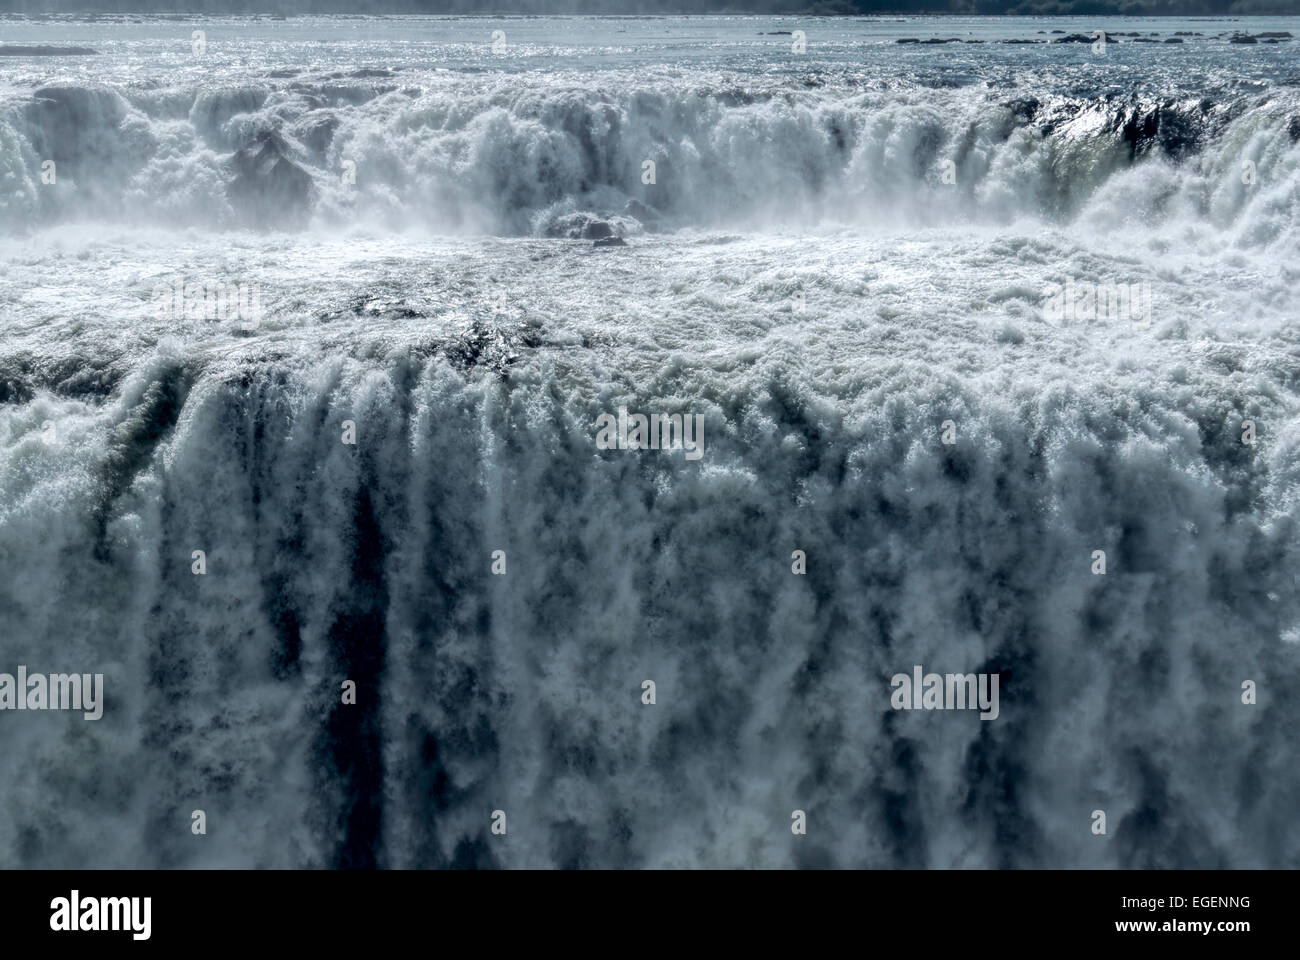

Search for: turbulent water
xmin=1 ymin=15 xmax=1299 ymax=869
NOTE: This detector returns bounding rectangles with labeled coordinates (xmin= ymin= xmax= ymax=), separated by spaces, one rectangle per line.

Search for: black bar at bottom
xmin=0 ymin=869 xmax=1279 ymax=947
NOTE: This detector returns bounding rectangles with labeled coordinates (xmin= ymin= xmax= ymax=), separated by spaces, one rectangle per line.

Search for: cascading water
xmin=2 ymin=14 xmax=1299 ymax=869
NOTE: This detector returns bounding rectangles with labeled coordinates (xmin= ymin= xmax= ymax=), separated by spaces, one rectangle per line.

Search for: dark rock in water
xmin=1053 ymin=33 xmax=1116 ymax=44
xmin=544 ymin=212 xmax=623 ymax=240
xmin=1230 ymin=34 xmax=1259 ymax=44
xmin=443 ymin=318 xmax=523 ymax=374
xmin=623 ymin=199 xmax=662 ymax=230
xmin=1259 ymin=32 xmax=1293 ymax=38
xmin=1133 ymin=38 xmax=1160 ymax=43
xmin=1164 ymin=38 xmax=1185 ymax=44
xmin=593 ymin=237 xmax=627 ymax=248
xmin=895 ymin=38 xmax=920 ymax=44
xmin=292 ymin=114 xmax=340 ymax=156
xmin=1289 ymin=116 xmax=1300 ymax=144
xmin=765 ymin=31 xmax=793 ymax=36
xmin=1005 ymin=98 xmax=1040 ymax=126
xmin=0 ymin=45 xmax=98 ymax=56
xmin=919 ymin=38 xmax=962 ymax=45
xmin=228 ymin=129 xmax=317 ymax=228
xmin=1115 ymin=99 xmax=1209 ymax=160
xmin=1003 ymin=39 xmax=1043 ymax=44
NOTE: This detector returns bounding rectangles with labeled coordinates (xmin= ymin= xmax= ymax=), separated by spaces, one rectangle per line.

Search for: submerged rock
xmin=443 ymin=318 xmax=523 ymax=373
xmin=542 ymin=211 xmax=628 ymax=240
xmin=623 ymin=199 xmax=662 ymax=231
xmin=227 ymin=129 xmax=317 ymax=228
xmin=1114 ymin=99 xmax=1211 ymax=160
xmin=1052 ymin=33 xmax=1117 ymax=44
xmin=1005 ymin=98 xmax=1040 ymax=125
xmin=292 ymin=114 xmax=339 ymax=156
